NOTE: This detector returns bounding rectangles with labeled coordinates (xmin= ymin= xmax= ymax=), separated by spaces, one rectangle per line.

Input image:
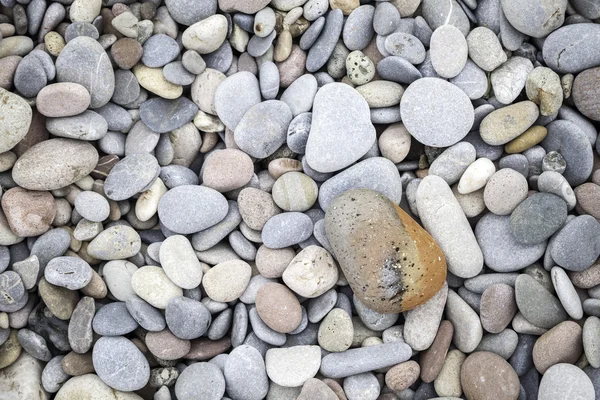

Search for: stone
xmin=306 ymin=9 xmax=344 ymax=72
xmin=158 ymin=185 xmax=228 ymax=235
xmin=12 ymin=138 xmax=98 ymax=191
xmin=256 ymin=282 xmax=302 ymax=333
xmin=326 ymin=189 xmax=447 ymax=313
xmin=233 ymin=100 xmax=293 ymax=159
xmin=92 ymin=336 xmax=150 ymax=391
xmin=479 ymin=284 xmax=517 ymax=333
xmin=539 ymin=363 xmax=595 ymax=400
xmin=0 ymin=352 xmax=46 ymax=399
xmin=457 ymin=157 xmax=496 ymax=194
xmin=305 ymin=83 xmax=375 ymax=173
xmin=344 ymin=372 xmax=380 ymax=400
xmin=87 ymin=225 xmax=141 ymax=260
xmin=400 ymin=78 xmax=474 ymax=147
xmin=480 ymin=101 xmax=540 ymax=145
xmin=422 ymin=0 xmax=470 ymax=35
xmin=320 ymin=342 xmax=412 ymax=378
xmin=0 ymin=88 xmax=32 ymax=153
xmin=182 ymin=14 xmax=227 ymax=54
xmin=92 ymin=301 xmax=137 ymax=336
xmin=318 ymin=308 xmax=353 ymax=352
xmin=297 ymin=378 xmax=338 ymax=400
xmin=214 ymin=71 xmax=261 ymax=131
xmin=175 ymin=362 xmax=225 ymax=400
xmin=385 ymin=361 xmax=420 ymax=391
xmin=166 ymin=297 xmax=211 ymax=340
xmin=133 ymin=64 xmax=182 ymax=99
xmin=139 ymin=97 xmax=198 ymax=134
xmin=2 ymin=188 xmax=56 ymax=238
xmin=342 ymin=5 xmax=375 ymax=50
xmin=460 ymin=351 xmax=520 ymax=400
xmin=68 ymin=297 xmax=94 ymax=354
xmin=533 ymin=321 xmax=583 ymax=373
xmin=446 ymin=289 xmax=483 ymax=353
xmin=573 ymin=67 xmax=600 ymax=122
xmin=377 ymin=56 xmax=422 ymax=84
xmin=509 ymin=193 xmax=567 ymax=245
xmin=466 ymin=26 xmax=508 ymax=71
xmin=416 ymin=175 xmax=483 ymax=278
xmin=203 ymin=260 xmax=252 ymax=302
xmin=131 ymin=266 xmax=183 ymax=309
xmin=282 ymin=245 xmax=338 ymax=298
xmin=46 ymin=111 xmax=107 ymax=141
xmin=501 ymin=0 xmax=566 ymax=38
xmin=55 ymin=36 xmax=114 ymax=109
xmin=146 ymin=329 xmax=191 ymax=360
xmin=433 ymin=349 xmax=465 ymax=398
xmin=404 ymin=283 xmax=448 ymax=351
xmin=430 ymin=25 xmax=468 ymax=78
xmin=543 ymin=23 xmax=600 ymax=74
xmin=420 ymin=320 xmax=454 ymax=383
xmin=384 ymin=32 xmax=426 ymax=64
xmin=483 ymin=168 xmax=528 ymax=215
xmin=515 ymin=274 xmax=567 ymax=329
xmin=526 ymin=67 xmax=563 ymax=116
xmin=224 ymin=345 xmax=269 ymax=400
xmin=551 ymin=215 xmax=600 ymax=271
xmin=450 ymin=59 xmax=489 ymax=100
xmin=262 ymin=212 xmax=313 ymax=249
xmin=45 ymin=257 xmax=92 ymax=290
xmin=491 ymin=57 xmax=534 ymax=104
xmin=160 ymin=235 xmax=202 ymax=290
xmin=265 ymin=345 xmax=321 ymax=387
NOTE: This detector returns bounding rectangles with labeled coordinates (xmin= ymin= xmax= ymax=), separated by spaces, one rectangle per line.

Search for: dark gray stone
xmin=514 ymin=274 xmax=567 ymax=329
xmin=509 ymin=193 xmax=568 ymax=245
xmin=551 ymin=215 xmax=600 ymax=272
xmin=306 ymin=9 xmax=344 ymax=72
xmin=104 ymin=153 xmax=160 ymax=201
xmin=140 ymin=97 xmax=199 ymax=134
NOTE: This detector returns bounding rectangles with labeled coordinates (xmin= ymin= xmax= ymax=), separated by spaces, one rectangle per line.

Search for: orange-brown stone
xmin=325 ymin=189 xmax=447 ymax=313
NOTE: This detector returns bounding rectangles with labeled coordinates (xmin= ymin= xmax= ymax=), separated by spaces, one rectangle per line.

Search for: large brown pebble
xmin=12 ymin=138 xmax=99 ymax=191
xmin=111 ymin=38 xmax=143 ymax=69
xmin=479 ymin=284 xmax=517 ymax=333
xmin=460 ymin=351 xmax=520 ymax=400
xmin=569 ymin=259 xmax=600 ymax=289
xmin=385 ymin=360 xmax=420 ymax=391
xmin=201 ymin=149 xmax=254 ymax=193
xmin=420 ymin=320 xmax=454 ymax=383
xmin=255 ymin=282 xmax=302 ymax=333
xmin=572 ymin=67 xmax=600 ymax=121
xmin=574 ymin=183 xmax=600 ymax=219
xmin=61 ymin=351 xmax=95 ymax=376
xmin=1 ymin=188 xmax=56 ymax=237
xmin=533 ymin=320 xmax=583 ymax=374
xmin=36 ymin=83 xmax=91 ymax=117
xmin=325 ymin=189 xmax=447 ymax=313
xmin=184 ymin=337 xmax=231 ymax=361
xmin=145 ymin=329 xmax=191 ymax=360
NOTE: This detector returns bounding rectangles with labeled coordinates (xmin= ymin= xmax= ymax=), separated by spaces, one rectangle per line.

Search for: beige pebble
xmin=256 ymin=282 xmax=303 ymax=333
xmin=44 ymin=31 xmax=65 ymax=56
xmin=238 ymin=188 xmax=281 ymax=230
xmin=1 ymin=187 xmax=56 ymax=237
xmin=378 ymin=123 xmax=411 ymax=164
xmin=39 ymin=278 xmax=80 ymax=320
xmin=202 ymin=260 xmax=252 ymax=302
xmin=318 ymin=308 xmax=353 ymax=352
xmin=202 ymin=149 xmax=254 ymax=193
xmin=133 ymin=64 xmax=183 ymax=99
xmin=255 ymin=245 xmax=296 ymax=278
xmin=434 ymin=349 xmax=466 ymax=398
xmin=135 ymin=177 xmax=167 ymax=222
xmin=131 ymin=266 xmax=183 ymax=309
xmin=271 ymin=172 xmax=318 ymax=212
xmin=283 ymin=245 xmax=338 ymax=298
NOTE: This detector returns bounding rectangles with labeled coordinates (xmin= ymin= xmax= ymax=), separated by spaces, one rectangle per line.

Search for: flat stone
xmin=87 ymin=225 xmax=141 ymax=260
xmin=539 ymin=363 xmax=595 ymax=400
xmin=515 ymin=274 xmax=567 ymax=329
xmin=175 ymin=362 xmax=225 ymax=400
xmin=214 ymin=71 xmax=261 ymax=131
xmin=480 ymin=101 xmax=539 ymax=145
xmin=146 ymin=329 xmax=191 ymax=360
xmin=404 ymin=282 xmax=448 ymax=351
xmin=320 ymin=342 xmax=412 ymax=378
xmin=533 ymin=320 xmax=583 ymax=374
xmin=12 ymin=138 xmax=98 ymax=191
xmin=92 ymin=336 xmax=149 ymax=391
xmin=573 ymin=66 xmax=600 ymax=122
xmin=491 ymin=57 xmax=534 ymax=104
xmin=262 ymin=212 xmax=313 ymax=249
xmin=166 ymin=296 xmax=211 ymax=340
xmin=224 ymin=345 xmax=269 ymax=400
xmin=460 ymin=351 xmax=520 ymax=400
xmin=446 ymin=289 xmax=483 ymax=353
xmin=125 ymin=295 xmax=166 ymax=332
xmin=233 ymin=100 xmax=293 ymax=159
xmin=501 ymin=0 xmax=566 ymax=38
xmin=139 ymin=97 xmax=198 ymax=134
xmin=479 ymin=284 xmax=517 ymax=333
xmin=509 ymin=192 xmax=567 ymax=245
xmin=385 ymin=361 xmax=420 ymax=391
xmin=45 ymin=257 xmax=92 ymax=290
xmin=305 ymin=83 xmax=375 ymax=173
xmin=0 ymin=88 xmax=32 ymax=153
xmin=282 ymin=245 xmax=338 ymax=298
xmin=55 ymin=36 xmax=114 ymax=108
xmin=265 ymin=345 xmax=321 ymax=387
xmin=2 ymin=188 xmax=55 ymax=238
xmin=422 ymin=0 xmax=470 ymax=35
xmin=158 ymin=185 xmax=228 ymax=235
xmin=416 ymin=175 xmax=483 ymax=278
xmin=400 ymin=77 xmax=474 ymax=147
xmin=551 ymin=215 xmax=600 ymax=271
xmin=542 ymin=23 xmax=600 ymax=74
xmin=430 ymin=25 xmax=467 ymax=78
xmin=46 ymin=111 xmax=107 ymax=141
xmin=306 ymin=9 xmax=343 ymax=72
xmin=131 ymin=266 xmax=183 ymax=309
xmin=92 ymin=301 xmax=137 ymax=336
xmin=203 ymin=260 xmax=252 ymax=302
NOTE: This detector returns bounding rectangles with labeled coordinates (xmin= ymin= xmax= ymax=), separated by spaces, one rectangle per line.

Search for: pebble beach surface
xmin=0 ymin=0 xmax=599 ymax=399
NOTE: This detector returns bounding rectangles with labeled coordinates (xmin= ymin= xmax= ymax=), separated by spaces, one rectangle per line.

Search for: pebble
xmin=509 ymin=192 xmax=567 ymax=244
xmin=92 ymin=336 xmax=150 ymax=391
xmin=306 ymin=9 xmax=343 ymax=72
xmin=320 ymin=342 xmax=412 ymax=378
xmin=305 ymin=83 xmax=375 ymax=173
xmin=551 ymin=215 xmax=600 ymax=272
xmin=55 ymin=36 xmax=114 ymax=109
xmin=539 ymin=363 xmax=595 ymax=400
xmin=87 ymin=225 xmax=141 ymax=260
xmin=45 ymin=257 xmax=92 ymax=290
xmin=203 ymin=260 xmax=252 ymax=302
xmin=131 ymin=266 xmax=183 ymax=309
xmin=400 ymin=78 xmax=474 ymax=147
xmin=282 ymin=245 xmax=338 ymax=298
xmin=515 ymin=274 xmax=568 ymax=329
xmin=416 ymin=175 xmax=483 ymax=278
xmin=543 ymin=23 xmax=600 ymax=74
xmin=491 ymin=57 xmax=534 ymax=105
xmin=460 ymin=351 xmax=520 ymax=400
xmin=480 ymin=101 xmax=540 ymax=145
xmin=573 ymin=67 xmax=600 ymax=122
xmin=166 ymin=297 xmax=211 ymax=340
xmin=92 ymin=301 xmax=137 ymax=336
xmin=533 ymin=320 xmax=583 ymax=374
xmin=256 ymin=282 xmax=302 ymax=333
xmin=446 ymin=289 xmax=483 ymax=353
xmin=234 ymin=100 xmax=293 ymax=158
xmin=430 ymin=25 xmax=467 ymax=78
xmin=224 ymin=345 xmax=269 ymax=400
xmin=214 ymin=71 xmax=261 ymax=131
xmin=158 ymin=185 xmax=229 ymax=235
xmin=265 ymin=345 xmax=321 ymax=387
xmin=175 ymin=362 xmax=225 ymax=400
xmin=434 ymin=349 xmax=466 ymax=398
xmin=262 ymin=212 xmax=313 ymax=249
xmin=342 ymin=5 xmax=374 ymax=50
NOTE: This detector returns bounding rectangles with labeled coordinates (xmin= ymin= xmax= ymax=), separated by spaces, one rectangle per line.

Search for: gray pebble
xmin=261 ymin=212 xmax=313 ymax=249
xmin=373 ymin=2 xmax=400 ymax=36
xmin=247 ymin=30 xmax=276 ymax=57
xmin=344 ymin=372 xmax=380 ymax=400
xmin=92 ymin=336 xmax=150 ymax=391
xmin=321 ymin=342 xmax=412 ymax=378
xmin=64 ymin=21 xmax=99 ymax=42
xmin=353 ymin=295 xmax=398 ymax=331
xmin=463 ymin=130 xmax=504 ymax=160
xmin=31 ymin=228 xmax=71 ymax=269
xmin=208 ymin=308 xmax=232 ymax=340
xmin=140 ymin=97 xmax=199 ymax=134
xmin=175 ymin=362 xmax=226 ymax=400
xmin=306 ymin=9 xmax=343 ymax=72
xmin=475 ymin=213 xmax=547 ymax=272
xmin=160 ymin=165 xmax=200 ymax=189
xmin=45 ymin=256 xmax=93 ymax=290
xmin=126 ymin=295 xmax=166 ymax=332
xmin=104 ymin=153 xmax=159 ymax=201
xmin=166 ymin=296 xmax=211 ymax=340
xmin=42 ymin=356 xmax=69 ymax=393
xmin=551 ymin=215 xmax=600 ymax=272
xmin=384 ymin=32 xmax=425 ymax=64
xmin=475 ymin=329 xmax=518 ymax=359
xmin=307 ymin=288 xmax=337 ymax=323
xmin=429 ymin=142 xmax=477 ymax=185
xmin=299 ymin=16 xmax=325 ymax=51
xmin=499 ymin=154 xmax=529 ymax=177
xmin=75 ymin=191 xmax=110 ymax=222
xmin=165 ymin=0 xmax=216 ymax=25
xmin=68 ymin=296 xmax=95 ymax=353
xmin=515 ymin=274 xmax=567 ymax=329
xmin=509 ymin=193 xmax=567 ymax=245
xmin=376 ymin=56 xmax=422 ymax=84
xmin=92 ymin=301 xmax=138 ymax=336
xmin=422 ymin=0 xmax=470 ymax=36
xmin=449 ymin=59 xmax=488 ymax=100
xmin=13 ymin=52 xmax=48 ymax=97
xmin=95 ymin=103 xmax=133 ymax=132
xmin=17 ymin=328 xmax=52 ymax=361
xmin=249 ymin=307 xmax=286 ymax=346
xmin=286 ymin=112 xmax=311 ymax=154
xmin=214 ymin=71 xmax=262 ymax=131
xmin=0 ymin=271 xmax=25 ymax=309
xmin=46 ymin=111 xmax=108 ymax=141
xmin=224 ymin=345 xmax=269 ymax=400
xmin=343 ymin=5 xmax=375 ymax=51
xmin=464 ymin=273 xmax=519 ymax=294
xmin=163 ymin=61 xmax=196 ymax=86
xmin=204 ymin=41 xmax=233 ymax=73
xmin=259 ymin=61 xmax=280 ymax=100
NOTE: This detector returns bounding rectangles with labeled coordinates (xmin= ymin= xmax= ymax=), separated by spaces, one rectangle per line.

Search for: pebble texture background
xmin=0 ymin=0 xmax=598 ymax=399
